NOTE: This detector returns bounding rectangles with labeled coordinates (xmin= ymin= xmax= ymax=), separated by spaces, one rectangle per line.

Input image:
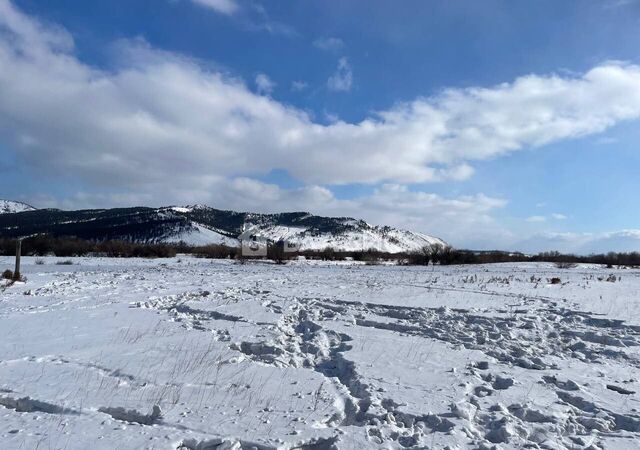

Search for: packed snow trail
xmin=1 ymin=256 xmax=640 ymax=449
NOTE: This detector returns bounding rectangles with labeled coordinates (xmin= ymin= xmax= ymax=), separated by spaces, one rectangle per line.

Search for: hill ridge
xmin=0 ymin=203 xmax=447 ymax=253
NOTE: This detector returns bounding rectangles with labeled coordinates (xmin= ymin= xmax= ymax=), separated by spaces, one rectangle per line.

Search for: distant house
xmin=283 ymin=240 xmax=300 ymax=253
xmin=237 ymin=226 xmax=268 ymax=256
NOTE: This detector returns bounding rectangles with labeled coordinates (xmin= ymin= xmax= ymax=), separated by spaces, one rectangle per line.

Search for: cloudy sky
xmin=1 ymin=0 xmax=640 ymax=253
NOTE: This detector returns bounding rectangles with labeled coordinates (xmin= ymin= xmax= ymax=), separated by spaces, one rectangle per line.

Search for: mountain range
xmin=0 ymin=201 xmax=446 ymax=253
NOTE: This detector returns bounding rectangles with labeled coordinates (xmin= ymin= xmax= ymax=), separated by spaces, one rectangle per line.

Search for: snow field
xmin=1 ymin=256 xmax=640 ymax=449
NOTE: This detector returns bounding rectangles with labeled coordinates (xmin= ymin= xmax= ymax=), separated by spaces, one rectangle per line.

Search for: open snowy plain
xmin=1 ymin=257 xmax=640 ymax=449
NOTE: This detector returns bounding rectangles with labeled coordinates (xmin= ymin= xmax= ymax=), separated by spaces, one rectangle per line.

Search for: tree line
xmin=1 ymin=235 xmax=639 ymax=267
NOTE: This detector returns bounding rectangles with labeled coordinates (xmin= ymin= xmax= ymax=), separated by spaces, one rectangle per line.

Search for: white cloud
xmin=190 ymin=0 xmax=238 ymax=15
xmin=526 ymin=213 xmax=567 ymax=222
xmin=323 ymin=111 xmax=339 ymax=124
xmin=254 ymin=72 xmax=275 ymax=95
xmin=291 ymin=80 xmax=308 ymax=92
xmin=3 ymin=1 xmax=640 ymax=253
xmin=327 ymin=57 xmax=353 ymax=92
xmin=603 ymin=0 xmax=640 ymax=9
xmin=345 ymin=185 xmax=509 ymax=248
xmin=3 ymin=3 xmax=640 ymax=189
xmin=243 ymin=3 xmax=297 ymax=37
xmin=515 ymin=230 xmax=640 ymax=254
xmin=313 ymin=37 xmax=344 ymax=52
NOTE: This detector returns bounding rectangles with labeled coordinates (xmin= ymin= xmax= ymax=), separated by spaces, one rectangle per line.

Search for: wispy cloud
xmin=527 ymin=213 xmax=567 ymax=222
xmin=186 ymin=0 xmax=296 ymax=36
xmin=515 ymin=230 xmax=640 ymax=254
xmin=603 ymin=0 xmax=640 ymax=9
xmin=291 ymin=80 xmax=308 ymax=92
xmin=255 ymin=73 xmax=275 ymax=95
xmin=190 ymin=0 xmax=238 ymax=15
xmin=313 ymin=37 xmax=344 ymax=52
xmin=242 ymin=3 xmax=297 ymax=37
xmin=327 ymin=57 xmax=353 ymax=92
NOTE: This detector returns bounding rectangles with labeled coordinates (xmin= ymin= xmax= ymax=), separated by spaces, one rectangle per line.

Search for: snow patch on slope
xmin=0 ymin=200 xmax=36 ymax=214
xmin=252 ymin=224 xmax=447 ymax=253
xmin=162 ymin=223 xmax=238 ymax=247
xmin=170 ymin=206 xmax=193 ymax=213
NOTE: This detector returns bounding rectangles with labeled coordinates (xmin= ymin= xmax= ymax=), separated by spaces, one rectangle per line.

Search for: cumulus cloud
xmin=3 ymin=2 xmax=640 ymax=190
xmin=526 ymin=215 xmax=546 ymax=223
xmin=343 ymin=184 xmax=509 ymax=248
xmin=313 ymin=37 xmax=344 ymax=52
xmin=327 ymin=57 xmax=353 ymax=92
xmin=255 ymin=73 xmax=275 ymax=95
xmin=3 ymin=1 xmax=640 ymax=252
xmin=190 ymin=0 xmax=238 ymax=15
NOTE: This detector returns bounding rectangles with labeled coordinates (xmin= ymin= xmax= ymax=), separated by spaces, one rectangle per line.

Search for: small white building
xmin=238 ymin=226 xmax=268 ymax=257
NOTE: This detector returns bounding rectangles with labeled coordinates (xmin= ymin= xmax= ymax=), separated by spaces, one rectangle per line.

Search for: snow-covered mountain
xmin=164 ymin=205 xmax=447 ymax=252
xmin=0 ymin=199 xmax=36 ymax=214
xmin=0 ymin=203 xmax=447 ymax=253
xmin=227 ymin=217 xmax=445 ymax=253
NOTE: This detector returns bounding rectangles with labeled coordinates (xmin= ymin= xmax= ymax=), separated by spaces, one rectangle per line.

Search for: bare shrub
xmin=194 ymin=244 xmax=237 ymax=260
xmin=267 ymin=241 xmax=290 ymax=264
xmin=1 ymin=269 xmax=25 ymax=282
xmin=598 ymin=274 xmax=618 ymax=282
xmin=555 ymin=262 xmax=577 ymax=269
xmin=321 ymin=247 xmax=335 ymax=261
xmin=352 ymin=248 xmax=381 ymax=263
xmin=407 ymin=245 xmax=433 ymax=265
xmin=407 ymin=243 xmax=448 ymax=265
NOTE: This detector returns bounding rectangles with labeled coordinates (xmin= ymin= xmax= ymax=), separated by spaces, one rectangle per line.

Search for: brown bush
xmin=193 ymin=244 xmax=237 ymax=259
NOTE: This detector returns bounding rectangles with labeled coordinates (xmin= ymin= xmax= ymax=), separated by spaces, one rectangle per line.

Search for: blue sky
xmin=1 ymin=0 xmax=640 ymax=252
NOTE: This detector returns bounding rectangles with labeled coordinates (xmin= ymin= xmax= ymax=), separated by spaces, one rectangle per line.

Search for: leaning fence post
xmin=14 ymin=239 xmax=21 ymax=281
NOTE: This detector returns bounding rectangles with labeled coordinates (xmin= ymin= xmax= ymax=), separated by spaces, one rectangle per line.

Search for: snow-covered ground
xmin=1 ymin=257 xmax=639 ymax=449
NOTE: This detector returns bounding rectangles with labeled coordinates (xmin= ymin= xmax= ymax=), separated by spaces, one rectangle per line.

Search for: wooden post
xmin=14 ymin=239 xmax=21 ymax=281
